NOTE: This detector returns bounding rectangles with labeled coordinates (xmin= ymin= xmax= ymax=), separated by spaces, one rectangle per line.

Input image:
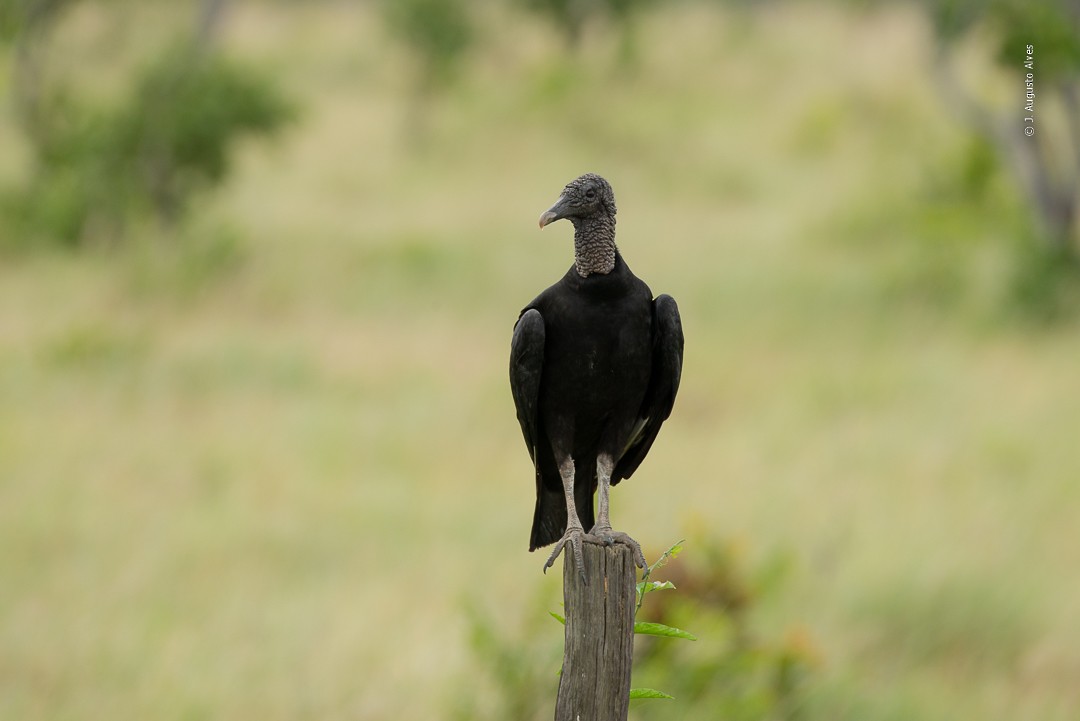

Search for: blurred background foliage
xmin=1 ymin=0 xmax=1080 ymax=720
xmin=1 ymin=0 xmax=294 ymax=248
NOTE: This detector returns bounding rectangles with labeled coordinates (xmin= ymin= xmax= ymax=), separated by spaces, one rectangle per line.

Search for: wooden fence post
xmin=555 ymin=541 xmax=636 ymax=721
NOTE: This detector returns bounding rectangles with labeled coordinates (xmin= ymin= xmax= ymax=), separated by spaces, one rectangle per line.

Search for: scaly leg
xmin=543 ymin=456 xmax=590 ymax=582
xmin=588 ymin=454 xmax=647 ymax=569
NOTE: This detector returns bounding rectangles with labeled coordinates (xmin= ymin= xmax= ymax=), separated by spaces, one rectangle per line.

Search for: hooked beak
xmin=538 ymin=195 xmax=570 ymax=229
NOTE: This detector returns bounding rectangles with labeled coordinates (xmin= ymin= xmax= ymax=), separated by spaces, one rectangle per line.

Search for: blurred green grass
xmin=2 ymin=2 xmax=1080 ymax=720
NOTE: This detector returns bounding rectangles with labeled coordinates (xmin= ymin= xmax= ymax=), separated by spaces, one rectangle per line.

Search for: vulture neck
xmin=571 ymin=213 xmax=617 ymax=277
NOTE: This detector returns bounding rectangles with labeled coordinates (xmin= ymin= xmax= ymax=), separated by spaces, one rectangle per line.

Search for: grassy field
xmin=2 ymin=2 xmax=1080 ymax=719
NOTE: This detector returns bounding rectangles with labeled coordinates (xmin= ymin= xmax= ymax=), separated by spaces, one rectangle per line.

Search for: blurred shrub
xmin=816 ymin=0 xmax=1080 ymax=320
xmin=0 ymin=0 xmax=68 ymax=45
xmin=630 ymin=536 xmax=816 ymax=721
xmin=452 ymin=591 xmax=561 ymax=721
xmin=2 ymin=37 xmax=294 ymax=250
xmin=123 ymin=221 xmax=246 ymax=300
xmin=517 ymin=0 xmax=593 ymax=50
xmin=1005 ymin=242 xmax=1080 ymax=324
xmin=517 ymin=0 xmax=649 ymax=62
xmin=117 ymin=43 xmax=294 ymax=224
xmin=454 ymin=535 xmax=816 ymax=721
xmin=383 ymin=0 xmax=473 ymax=90
xmin=918 ymin=0 xmax=1079 ymax=254
xmin=381 ymin=0 xmax=473 ymax=142
xmin=0 ymin=0 xmax=23 ymax=43
xmin=38 ymin=323 xmax=148 ymax=370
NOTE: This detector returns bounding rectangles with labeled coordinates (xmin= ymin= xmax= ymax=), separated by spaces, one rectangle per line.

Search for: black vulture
xmin=509 ymin=173 xmax=684 ymax=578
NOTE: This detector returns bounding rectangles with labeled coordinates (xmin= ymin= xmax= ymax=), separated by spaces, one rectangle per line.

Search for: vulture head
xmin=538 ymin=173 xmax=617 ymax=229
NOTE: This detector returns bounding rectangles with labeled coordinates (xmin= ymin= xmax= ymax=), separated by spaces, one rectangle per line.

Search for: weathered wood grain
xmin=555 ymin=541 xmax=636 ymax=721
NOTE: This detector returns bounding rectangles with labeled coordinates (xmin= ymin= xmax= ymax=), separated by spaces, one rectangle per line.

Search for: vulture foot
xmin=542 ymin=526 xmax=596 ymax=584
xmin=589 ymin=525 xmax=647 ymax=569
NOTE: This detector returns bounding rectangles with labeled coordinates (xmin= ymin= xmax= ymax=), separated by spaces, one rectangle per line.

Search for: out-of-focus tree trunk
xmin=932 ymin=31 xmax=1079 ymax=256
xmin=194 ymin=0 xmax=226 ymax=51
xmin=11 ymin=0 xmax=69 ymax=147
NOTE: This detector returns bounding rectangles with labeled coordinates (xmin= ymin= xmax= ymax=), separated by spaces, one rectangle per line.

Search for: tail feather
xmin=529 ymin=482 xmax=566 ymax=551
xmin=528 ymin=457 xmax=596 ymax=550
xmin=573 ymin=456 xmax=596 ymax=532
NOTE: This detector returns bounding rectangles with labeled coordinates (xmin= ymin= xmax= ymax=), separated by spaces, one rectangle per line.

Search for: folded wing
xmin=613 ymin=294 xmax=684 ymax=484
xmin=509 ymin=308 xmax=545 ymax=463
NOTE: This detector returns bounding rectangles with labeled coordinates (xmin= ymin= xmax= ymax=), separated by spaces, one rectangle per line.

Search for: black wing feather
xmin=509 ymin=308 xmax=545 ymax=461
xmin=612 ymin=294 xmax=684 ymax=484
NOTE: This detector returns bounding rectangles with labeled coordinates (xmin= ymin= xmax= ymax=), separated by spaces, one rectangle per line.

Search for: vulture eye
xmin=585 ymin=188 xmax=596 ymax=200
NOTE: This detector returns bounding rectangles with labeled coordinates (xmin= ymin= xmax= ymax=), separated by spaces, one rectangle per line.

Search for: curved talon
xmin=543 ymin=526 xmax=589 ymax=584
xmin=587 ymin=526 xmax=648 ymax=570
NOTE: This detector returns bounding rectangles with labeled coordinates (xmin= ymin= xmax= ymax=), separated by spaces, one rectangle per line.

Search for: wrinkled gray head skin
xmin=538 ymin=173 xmax=617 ymax=229
xmin=538 ymin=173 xmax=619 ymax=277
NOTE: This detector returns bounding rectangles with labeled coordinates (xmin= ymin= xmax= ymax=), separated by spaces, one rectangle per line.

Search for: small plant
xmin=630 ymin=539 xmax=697 ymax=701
xmin=458 ymin=534 xmax=815 ymax=721
xmin=548 ymin=539 xmax=698 ymax=703
xmin=629 ymin=534 xmax=818 ymax=721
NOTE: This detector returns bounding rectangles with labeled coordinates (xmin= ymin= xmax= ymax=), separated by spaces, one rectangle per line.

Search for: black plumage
xmin=509 ymin=173 xmax=684 ymax=576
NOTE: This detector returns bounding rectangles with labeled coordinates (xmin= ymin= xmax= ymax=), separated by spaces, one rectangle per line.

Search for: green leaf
xmin=630 ymin=688 xmax=674 ymax=699
xmin=549 ymin=611 xmax=565 ymax=625
xmin=648 ymin=539 xmax=685 ymax=575
xmin=636 ymin=580 xmax=676 ymax=596
xmin=636 ymin=539 xmax=688 ymax=618
xmin=633 ymin=622 xmax=698 ymax=640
